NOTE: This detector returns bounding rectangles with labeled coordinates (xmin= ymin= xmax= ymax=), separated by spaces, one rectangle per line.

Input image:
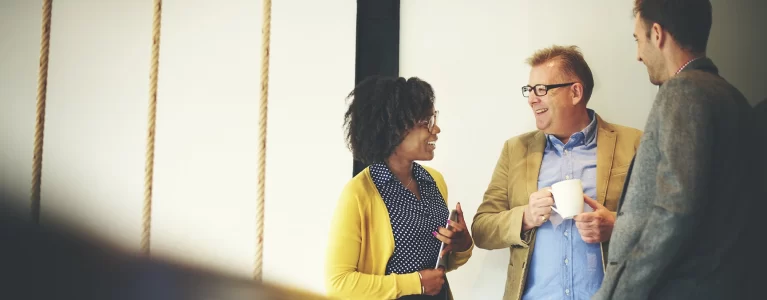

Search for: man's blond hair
xmin=526 ymin=45 xmax=595 ymax=103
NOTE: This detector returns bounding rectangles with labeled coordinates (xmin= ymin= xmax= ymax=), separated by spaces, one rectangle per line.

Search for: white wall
xmin=150 ymin=0 xmax=263 ymax=277
xmin=0 ymin=0 xmax=41 ymax=213
xmin=262 ymin=0 xmax=355 ymax=293
xmin=38 ymin=0 xmax=152 ymax=250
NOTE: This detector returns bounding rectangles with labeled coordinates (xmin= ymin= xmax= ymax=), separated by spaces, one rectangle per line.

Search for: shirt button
xmin=565 ymin=175 xmax=571 ymax=179
xmin=565 ymin=258 xmax=569 ymax=265
xmin=564 ymin=231 xmax=569 ymax=237
xmin=566 ymin=289 xmax=570 ymax=295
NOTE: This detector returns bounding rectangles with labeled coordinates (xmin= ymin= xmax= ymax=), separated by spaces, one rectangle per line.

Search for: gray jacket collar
xmin=680 ymin=57 xmax=719 ymax=75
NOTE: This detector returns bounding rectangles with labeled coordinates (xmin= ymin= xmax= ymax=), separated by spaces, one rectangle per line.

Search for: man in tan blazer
xmin=471 ymin=45 xmax=641 ymax=300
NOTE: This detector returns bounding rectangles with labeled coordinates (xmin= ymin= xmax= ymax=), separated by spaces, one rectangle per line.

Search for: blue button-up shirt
xmin=522 ymin=109 xmax=604 ymax=300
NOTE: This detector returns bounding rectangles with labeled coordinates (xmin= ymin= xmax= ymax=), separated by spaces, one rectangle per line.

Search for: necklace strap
xmin=676 ymin=57 xmax=703 ymax=75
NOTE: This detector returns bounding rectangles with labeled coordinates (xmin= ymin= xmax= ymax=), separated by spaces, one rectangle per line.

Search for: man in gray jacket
xmin=594 ymin=0 xmax=759 ymax=299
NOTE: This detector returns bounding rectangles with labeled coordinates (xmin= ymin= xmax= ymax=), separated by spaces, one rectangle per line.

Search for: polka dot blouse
xmin=369 ymin=163 xmax=450 ymax=277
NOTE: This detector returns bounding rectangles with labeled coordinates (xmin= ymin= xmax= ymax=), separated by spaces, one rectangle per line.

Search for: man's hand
xmin=573 ymin=195 xmax=616 ymax=243
xmin=522 ymin=188 xmax=555 ymax=231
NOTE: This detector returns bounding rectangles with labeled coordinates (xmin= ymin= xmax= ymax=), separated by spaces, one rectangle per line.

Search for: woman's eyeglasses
xmin=417 ymin=110 xmax=439 ymax=132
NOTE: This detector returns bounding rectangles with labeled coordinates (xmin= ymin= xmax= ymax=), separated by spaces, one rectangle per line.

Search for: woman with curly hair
xmin=325 ymin=76 xmax=474 ymax=300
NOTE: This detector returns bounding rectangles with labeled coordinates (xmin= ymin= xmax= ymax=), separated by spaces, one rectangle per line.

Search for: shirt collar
xmin=582 ymin=109 xmax=598 ymax=144
xmin=370 ymin=162 xmax=435 ymax=186
xmin=545 ymin=109 xmax=598 ymax=148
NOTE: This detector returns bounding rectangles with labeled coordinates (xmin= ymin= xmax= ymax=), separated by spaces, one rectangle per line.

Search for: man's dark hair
xmin=634 ymin=0 xmax=712 ymax=54
xmin=343 ymin=76 xmax=435 ymax=165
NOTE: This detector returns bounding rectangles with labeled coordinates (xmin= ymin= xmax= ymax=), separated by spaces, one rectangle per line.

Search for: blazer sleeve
xmin=612 ymin=79 xmax=714 ymax=299
xmin=471 ymin=140 xmax=532 ymax=250
xmin=325 ymin=183 xmax=422 ymax=299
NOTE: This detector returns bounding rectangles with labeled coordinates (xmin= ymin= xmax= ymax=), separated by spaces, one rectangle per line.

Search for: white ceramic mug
xmin=550 ymin=179 xmax=585 ymax=219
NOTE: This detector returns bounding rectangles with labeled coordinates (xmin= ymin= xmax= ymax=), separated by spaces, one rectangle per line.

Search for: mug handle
xmin=550 ymin=206 xmax=560 ymax=215
xmin=548 ymin=188 xmax=559 ymax=215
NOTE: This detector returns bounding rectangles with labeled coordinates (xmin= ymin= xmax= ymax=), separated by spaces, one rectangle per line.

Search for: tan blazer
xmin=471 ymin=114 xmax=641 ymax=300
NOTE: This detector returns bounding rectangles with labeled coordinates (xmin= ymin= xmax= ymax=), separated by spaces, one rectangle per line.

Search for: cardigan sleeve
xmin=325 ymin=181 xmax=422 ymax=299
xmin=446 ymin=238 xmax=474 ymax=272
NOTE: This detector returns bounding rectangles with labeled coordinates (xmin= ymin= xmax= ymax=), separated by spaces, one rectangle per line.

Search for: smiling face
xmin=391 ymin=109 xmax=441 ymax=162
xmin=527 ymin=60 xmax=582 ymax=136
xmin=634 ymin=14 xmax=667 ymax=85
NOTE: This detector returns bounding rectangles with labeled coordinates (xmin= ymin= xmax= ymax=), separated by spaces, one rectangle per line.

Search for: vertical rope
xmin=31 ymin=0 xmax=54 ymax=224
xmin=255 ymin=0 xmax=272 ymax=281
xmin=141 ymin=0 xmax=163 ymax=255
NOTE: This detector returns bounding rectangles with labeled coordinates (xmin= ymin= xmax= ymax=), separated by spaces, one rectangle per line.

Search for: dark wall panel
xmin=352 ymin=0 xmax=400 ymax=177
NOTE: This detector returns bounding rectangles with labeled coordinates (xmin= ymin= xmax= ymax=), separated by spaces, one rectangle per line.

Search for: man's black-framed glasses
xmin=522 ymin=82 xmax=576 ymax=97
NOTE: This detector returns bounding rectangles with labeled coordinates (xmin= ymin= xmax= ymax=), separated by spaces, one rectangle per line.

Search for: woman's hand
xmin=433 ymin=202 xmax=472 ymax=257
xmin=418 ymin=268 xmax=445 ymax=295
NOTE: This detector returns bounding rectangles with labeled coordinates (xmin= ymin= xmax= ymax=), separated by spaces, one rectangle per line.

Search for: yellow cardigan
xmin=325 ymin=165 xmax=473 ymax=300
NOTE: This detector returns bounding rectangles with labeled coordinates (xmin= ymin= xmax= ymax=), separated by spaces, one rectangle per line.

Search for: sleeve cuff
xmin=395 ymin=272 xmax=422 ymax=297
xmin=508 ymin=205 xmax=531 ymax=247
xmin=521 ymin=229 xmax=533 ymax=245
xmin=453 ymin=238 xmax=474 ymax=259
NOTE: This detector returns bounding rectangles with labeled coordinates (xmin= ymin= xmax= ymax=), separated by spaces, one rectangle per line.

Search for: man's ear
xmin=571 ymin=83 xmax=584 ymax=106
xmin=651 ymin=22 xmax=666 ymax=48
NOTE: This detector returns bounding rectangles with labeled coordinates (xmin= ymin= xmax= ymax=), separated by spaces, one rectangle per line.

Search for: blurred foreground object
xmin=0 ymin=193 xmax=326 ymax=300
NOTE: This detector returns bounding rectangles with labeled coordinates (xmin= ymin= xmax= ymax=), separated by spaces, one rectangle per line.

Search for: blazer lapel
xmin=596 ymin=115 xmax=616 ymax=205
xmin=617 ymin=156 xmax=636 ymax=212
xmin=527 ymin=131 xmax=546 ymax=196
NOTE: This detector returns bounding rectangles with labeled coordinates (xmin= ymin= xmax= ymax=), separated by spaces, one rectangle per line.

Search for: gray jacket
xmin=593 ymin=58 xmax=760 ymax=300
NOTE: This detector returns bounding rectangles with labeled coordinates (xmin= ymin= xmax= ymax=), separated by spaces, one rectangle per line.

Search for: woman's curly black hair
xmin=343 ymin=76 xmax=436 ymax=165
